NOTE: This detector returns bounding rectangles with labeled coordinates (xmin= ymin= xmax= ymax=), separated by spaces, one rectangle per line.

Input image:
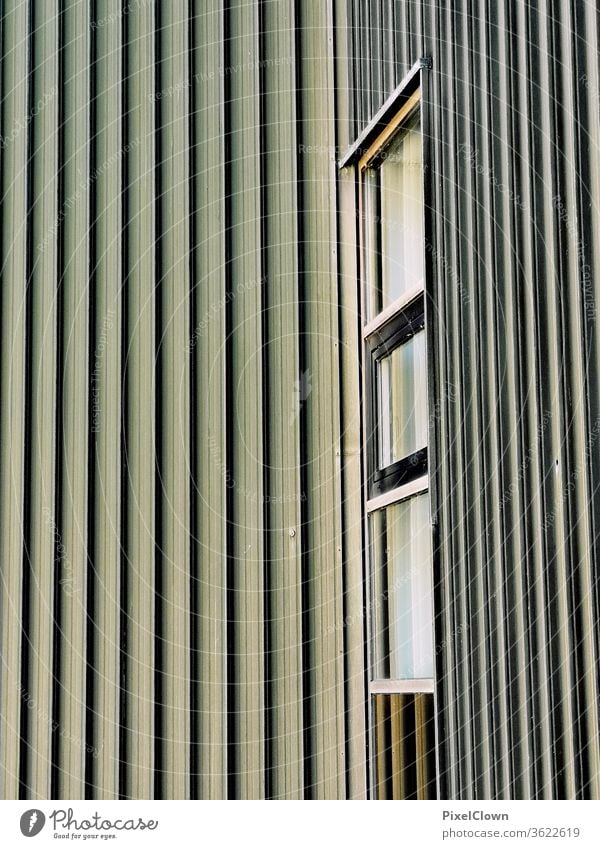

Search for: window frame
xmin=366 ymin=293 xmax=427 ymax=499
xmin=353 ymin=77 xmax=438 ymax=799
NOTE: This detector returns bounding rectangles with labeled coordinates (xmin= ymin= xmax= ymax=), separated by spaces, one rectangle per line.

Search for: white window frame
xmin=357 ymin=89 xmax=436 ymax=798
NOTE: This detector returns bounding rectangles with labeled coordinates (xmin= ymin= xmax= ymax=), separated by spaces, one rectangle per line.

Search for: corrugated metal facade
xmin=345 ymin=0 xmax=600 ymax=799
xmin=1 ymin=0 xmax=599 ymax=803
xmin=0 ymin=0 xmax=366 ymax=800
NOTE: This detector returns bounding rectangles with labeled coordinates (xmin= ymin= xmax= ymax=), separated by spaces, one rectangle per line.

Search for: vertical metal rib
xmin=190 ymin=0 xmax=228 ymax=801
xmin=262 ymin=0 xmax=304 ymax=800
xmin=572 ymin=0 xmax=600 ymax=799
xmin=54 ymin=0 xmax=90 ymax=798
xmin=0 ymin=0 xmax=28 ymax=801
xmin=21 ymin=0 xmax=59 ymax=801
xmin=227 ymin=0 xmax=265 ymax=800
xmin=297 ymin=0 xmax=345 ymax=801
xmin=154 ymin=0 xmax=191 ymax=800
xmin=334 ymin=0 xmax=368 ymax=802
xmin=121 ymin=0 xmax=155 ymax=799
xmin=87 ymin=0 xmax=122 ymax=800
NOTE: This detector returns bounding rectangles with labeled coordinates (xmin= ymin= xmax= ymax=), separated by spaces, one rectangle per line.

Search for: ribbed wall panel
xmin=0 ymin=0 xmax=28 ymax=802
xmin=89 ymin=0 xmax=122 ymax=800
xmin=54 ymin=0 xmax=90 ymax=799
xmin=155 ymin=0 xmax=191 ymax=800
xmin=226 ymin=0 xmax=265 ymax=801
xmin=0 ymin=0 xmax=364 ymax=800
xmin=347 ymin=0 xmax=600 ymax=800
xmin=3 ymin=0 xmax=595 ymax=804
xmin=121 ymin=0 xmax=156 ymax=799
xmin=262 ymin=0 xmax=304 ymax=800
xmin=190 ymin=0 xmax=228 ymax=803
xmin=334 ymin=0 xmax=368 ymax=801
xmin=23 ymin=0 xmax=59 ymax=800
xmin=298 ymin=0 xmax=346 ymax=800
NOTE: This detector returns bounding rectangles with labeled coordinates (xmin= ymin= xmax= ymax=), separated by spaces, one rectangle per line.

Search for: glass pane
xmin=379 ymin=114 xmax=423 ymax=310
xmin=370 ymin=493 xmax=433 ymax=680
xmin=377 ymin=329 xmax=427 ymax=467
xmin=373 ymin=693 xmax=436 ymax=800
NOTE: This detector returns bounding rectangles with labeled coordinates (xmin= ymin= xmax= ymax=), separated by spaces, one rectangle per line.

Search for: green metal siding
xmin=262 ymin=0 xmax=304 ymax=799
xmin=190 ymin=0 xmax=228 ymax=803
xmin=3 ymin=0 xmax=594 ymax=804
xmin=0 ymin=0 xmax=365 ymax=800
xmin=347 ymin=0 xmax=600 ymax=800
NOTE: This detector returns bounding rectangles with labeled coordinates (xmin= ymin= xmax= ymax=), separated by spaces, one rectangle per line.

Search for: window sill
xmin=369 ymin=678 xmax=434 ymax=695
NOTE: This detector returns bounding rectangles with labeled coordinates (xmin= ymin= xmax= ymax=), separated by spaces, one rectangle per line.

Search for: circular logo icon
xmin=19 ymin=810 xmax=45 ymax=837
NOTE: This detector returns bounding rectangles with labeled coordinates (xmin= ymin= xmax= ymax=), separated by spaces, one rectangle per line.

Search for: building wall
xmin=1 ymin=0 xmax=599 ymax=803
xmin=0 ymin=0 xmax=365 ymax=800
xmin=345 ymin=0 xmax=600 ymax=798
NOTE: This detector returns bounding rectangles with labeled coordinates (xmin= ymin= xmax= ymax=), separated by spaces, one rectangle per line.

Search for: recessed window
xmin=373 ymin=692 xmax=436 ymax=800
xmin=370 ymin=492 xmax=434 ymax=681
xmin=363 ymin=112 xmax=424 ymax=321
xmin=356 ymin=88 xmax=437 ymax=800
xmin=377 ymin=329 xmax=427 ymax=467
xmin=366 ymin=297 xmax=427 ymax=498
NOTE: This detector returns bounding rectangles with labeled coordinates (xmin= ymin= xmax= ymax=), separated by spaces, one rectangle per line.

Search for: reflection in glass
xmin=380 ymin=115 xmax=424 ymax=306
xmin=377 ymin=330 xmax=427 ymax=467
xmin=370 ymin=494 xmax=433 ymax=680
xmin=363 ymin=113 xmax=423 ymax=320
